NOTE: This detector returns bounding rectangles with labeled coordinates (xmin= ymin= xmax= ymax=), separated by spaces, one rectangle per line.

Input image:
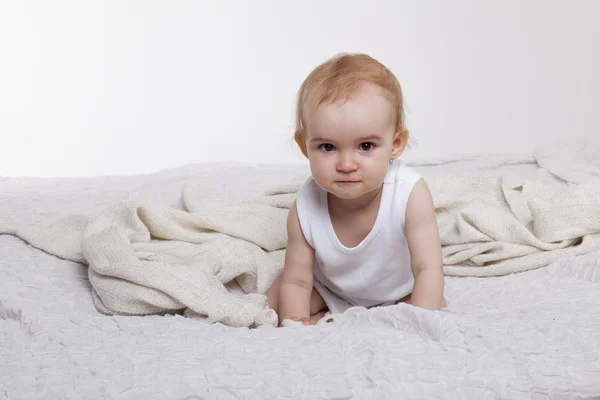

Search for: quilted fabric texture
xmin=1 ymin=141 xmax=599 ymax=398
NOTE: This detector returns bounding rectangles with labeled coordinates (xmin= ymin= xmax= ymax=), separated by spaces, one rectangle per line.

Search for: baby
xmin=266 ymin=53 xmax=445 ymax=326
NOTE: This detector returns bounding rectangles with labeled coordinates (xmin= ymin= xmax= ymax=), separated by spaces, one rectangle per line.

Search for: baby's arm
xmin=405 ymin=179 xmax=445 ymax=310
xmin=277 ymin=201 xmax=315 ymax=324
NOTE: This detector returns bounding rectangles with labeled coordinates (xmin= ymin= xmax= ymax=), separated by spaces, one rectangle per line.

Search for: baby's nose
xmin=336 ymin=154 xmax=358 ymax=171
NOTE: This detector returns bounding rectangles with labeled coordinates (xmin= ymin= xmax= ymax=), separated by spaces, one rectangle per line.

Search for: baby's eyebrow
xmin=310 ymin=135 xmax=382 ymax=142
xmin=357 ymin=135 xmax=383 ymax=141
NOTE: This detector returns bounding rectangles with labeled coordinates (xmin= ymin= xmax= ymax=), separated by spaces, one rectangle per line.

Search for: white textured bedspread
xmin=1 ymin=140 xmax=600 ymax=399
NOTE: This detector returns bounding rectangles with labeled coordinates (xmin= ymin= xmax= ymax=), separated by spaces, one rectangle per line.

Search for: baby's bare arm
xmin=405 ymin=179 xmax=445 ymax=310
xmin=278 ymin=201 xmax=315 ymax=323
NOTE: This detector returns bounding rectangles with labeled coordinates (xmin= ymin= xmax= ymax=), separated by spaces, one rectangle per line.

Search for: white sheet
xmin=1 ymin=140 xmax=599 ymax=399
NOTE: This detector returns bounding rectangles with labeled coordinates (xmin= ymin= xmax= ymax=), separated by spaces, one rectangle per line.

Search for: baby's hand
xmin=280 ymin=316 xmax=315 ymax=327
xmin=291 ymin=316 xmax=316 ymax=326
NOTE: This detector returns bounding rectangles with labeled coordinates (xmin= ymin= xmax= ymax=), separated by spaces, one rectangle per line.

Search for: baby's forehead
xmin=306 ymin=90 xmax=394 ymax=124
xmin=307 ymin=81 xmax=387 ymax=109
xmin=304 ymin=98 xmax=395 ymax=142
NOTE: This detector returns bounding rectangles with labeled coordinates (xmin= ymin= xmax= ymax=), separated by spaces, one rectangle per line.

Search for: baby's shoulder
xmin=295 ymin=176 xmax=322 ymax=213
xmin=296 ymin=176 xmax=321 ymax=198
xmin=386 ymin=161 xmax=423 ymax=188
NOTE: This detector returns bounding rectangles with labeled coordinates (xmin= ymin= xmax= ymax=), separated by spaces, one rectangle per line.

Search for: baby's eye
xmin=319 ymin=144 xmax=335 ymax=152
xmin=360 ymin=142 xmax=374 ymax=151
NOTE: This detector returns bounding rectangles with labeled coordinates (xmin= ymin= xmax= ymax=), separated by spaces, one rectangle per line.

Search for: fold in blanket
xmin=430 ymin=176 xmax=600 ymax=276
xmin=5 ymin=177 xmax=600 ymax=327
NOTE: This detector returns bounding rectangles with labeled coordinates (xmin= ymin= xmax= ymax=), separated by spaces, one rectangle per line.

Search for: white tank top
xmin=295 ymin=160 xmax=423 ymax=314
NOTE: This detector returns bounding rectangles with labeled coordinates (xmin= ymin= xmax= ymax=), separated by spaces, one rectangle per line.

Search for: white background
xmin=1 ymin=1 xmax=598 ymax=177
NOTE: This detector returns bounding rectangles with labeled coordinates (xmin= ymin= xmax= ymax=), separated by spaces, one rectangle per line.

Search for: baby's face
xmin=303 ymin=84 xmax=404 ymax=201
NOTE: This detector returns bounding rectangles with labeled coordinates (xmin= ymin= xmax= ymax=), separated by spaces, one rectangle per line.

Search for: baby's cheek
xmin=312 ymin=174 xmax=331 ymax=192
xmin=366 ymin=168 xmax=388 ymax=187
xmin=309 ymin=166 xmax=330 ymax=184
xmin=379 ymin=162 xmax=391 ymax=178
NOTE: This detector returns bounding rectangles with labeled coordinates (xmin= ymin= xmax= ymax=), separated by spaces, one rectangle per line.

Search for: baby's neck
xmin=328 ymin=185 xmax=383 ymax=216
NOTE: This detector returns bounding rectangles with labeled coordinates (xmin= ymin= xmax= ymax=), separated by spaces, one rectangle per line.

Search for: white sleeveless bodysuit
xmin=295 ymin=160 xmax=423 ymax=314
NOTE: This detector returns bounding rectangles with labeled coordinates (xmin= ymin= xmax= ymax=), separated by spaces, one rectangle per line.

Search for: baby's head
xmin=294 ymin=53 xmax=408 ymax=200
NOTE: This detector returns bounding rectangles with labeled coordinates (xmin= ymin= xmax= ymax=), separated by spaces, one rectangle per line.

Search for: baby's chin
xmin=324 ymin=183 xmax=380 ymax=200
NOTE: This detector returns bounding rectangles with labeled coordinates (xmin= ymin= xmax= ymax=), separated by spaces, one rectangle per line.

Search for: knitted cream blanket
xmin=5 ymin=173 xmax=600 ymax=328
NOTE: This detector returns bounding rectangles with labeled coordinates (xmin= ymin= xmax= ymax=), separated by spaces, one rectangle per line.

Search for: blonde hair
xmin=294 ymin=53 xmax=408 ymax=152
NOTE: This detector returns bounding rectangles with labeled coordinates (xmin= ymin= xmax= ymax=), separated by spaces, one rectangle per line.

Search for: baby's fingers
xmin=291 ymin=316 xmax=315 ymax=326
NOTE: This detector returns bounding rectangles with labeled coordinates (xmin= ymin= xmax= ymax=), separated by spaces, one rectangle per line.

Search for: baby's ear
xmin=294 ymin=130 xmax=309 ymax=158
xmin=392 ymin=127 xmax=409 ymax=158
